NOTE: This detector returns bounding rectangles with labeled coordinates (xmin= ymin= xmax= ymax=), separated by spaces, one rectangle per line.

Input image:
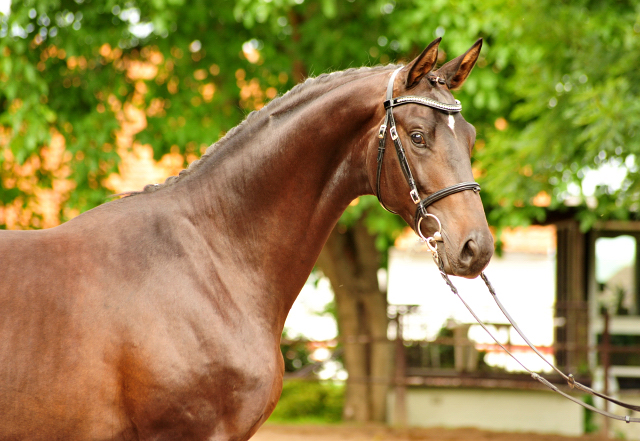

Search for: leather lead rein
xmin=432 ymin=255 xmax=640 ymax=423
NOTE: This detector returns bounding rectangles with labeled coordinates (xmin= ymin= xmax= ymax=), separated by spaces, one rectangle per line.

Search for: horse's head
xmin=372 ymin=38 xmax=493 ymax=278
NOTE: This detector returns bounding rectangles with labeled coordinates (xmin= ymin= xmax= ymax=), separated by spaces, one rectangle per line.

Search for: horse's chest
xmin=122 ymin=337 xmax=282 ymax=440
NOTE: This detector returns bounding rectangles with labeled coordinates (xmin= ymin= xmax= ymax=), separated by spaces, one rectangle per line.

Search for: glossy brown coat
xmin=0 ymin=39 xmax=493 ymax=441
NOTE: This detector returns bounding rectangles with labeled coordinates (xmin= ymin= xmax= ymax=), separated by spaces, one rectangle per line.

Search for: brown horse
xmin=0 ymin=38 xmax=493 ymax=440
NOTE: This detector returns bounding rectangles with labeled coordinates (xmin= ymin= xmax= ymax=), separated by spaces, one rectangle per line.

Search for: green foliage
xmin=473 ymin=0 xmax=640 ymax=231
xmin=338 ymin=195 xmax=405 ymax=256
xmin=583 ymin=394 xmax=599 ymax=434
xmin=269 ymin=380 xmax=344 ymax=423
xmin=2 ymin=0 xmax=640 ymax=236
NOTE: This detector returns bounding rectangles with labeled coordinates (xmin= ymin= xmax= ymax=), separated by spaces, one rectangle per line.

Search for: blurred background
xmin=2 ymin=0 xmax=640 ymax=439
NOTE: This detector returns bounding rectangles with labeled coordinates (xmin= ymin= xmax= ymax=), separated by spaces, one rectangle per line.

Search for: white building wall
xmin=385 ymin=246 xmax=588 ymax=436
xmin=387 ymin=387 xmax=584 ymax=436
xmin=387 ymin=247 xmax=557 ymax=372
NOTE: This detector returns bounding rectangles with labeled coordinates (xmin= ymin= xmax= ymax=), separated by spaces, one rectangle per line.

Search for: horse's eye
xmin=410 ymin=132 xmax=426 ymax=146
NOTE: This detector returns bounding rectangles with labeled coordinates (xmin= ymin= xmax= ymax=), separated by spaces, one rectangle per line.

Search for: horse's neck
xmin=174 ymin=72 xmax=386 ymax=324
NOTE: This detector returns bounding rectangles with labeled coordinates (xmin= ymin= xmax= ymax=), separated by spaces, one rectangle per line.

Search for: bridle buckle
xmin=410 ymin=189 xmax=420 ymax=204
xmin=378 ymin=124 xmax=387 ymax=139
xmin=389 ymin=126 xmax=398 ymax=141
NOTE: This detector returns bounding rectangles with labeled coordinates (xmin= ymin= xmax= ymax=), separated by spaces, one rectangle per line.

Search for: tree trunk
xmin=316 ymin=217 xmax=393 ymax=423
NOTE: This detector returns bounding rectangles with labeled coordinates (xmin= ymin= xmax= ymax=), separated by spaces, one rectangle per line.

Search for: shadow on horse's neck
xmin=163 ymin=66 xmax=391 ymax=318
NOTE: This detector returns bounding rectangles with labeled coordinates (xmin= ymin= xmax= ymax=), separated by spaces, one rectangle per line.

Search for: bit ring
xmin=417 ymin=213 xmax=443 ymax=254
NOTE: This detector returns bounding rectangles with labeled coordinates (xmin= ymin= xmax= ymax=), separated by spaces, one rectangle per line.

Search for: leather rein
xmin=431 ymin=253 xmax=640 ymax=423
xmin=376 ymin=67 xmax=640 ymax=423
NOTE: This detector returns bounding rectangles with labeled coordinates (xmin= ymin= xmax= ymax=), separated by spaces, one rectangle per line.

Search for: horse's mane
xmin=123 ymin=64 xmax=396 ymax=196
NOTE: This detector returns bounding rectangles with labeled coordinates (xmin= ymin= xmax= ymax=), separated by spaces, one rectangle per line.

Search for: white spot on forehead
xmin=448 ymin=114 xmax=456 ymax=132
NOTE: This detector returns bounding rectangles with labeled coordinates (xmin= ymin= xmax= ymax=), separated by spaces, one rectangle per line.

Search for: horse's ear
xmin=401 ymin=38 xmax=441 ymax=90
xmin=435 ymin=38 xmax=483 ymax=90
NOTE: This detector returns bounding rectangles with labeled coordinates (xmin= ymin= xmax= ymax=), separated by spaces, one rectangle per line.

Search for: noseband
xmin=376 ymin=67 xmax=480 ymax=238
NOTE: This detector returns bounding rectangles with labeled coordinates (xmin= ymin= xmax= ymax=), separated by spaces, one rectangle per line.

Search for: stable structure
xmin=555 ymin=219 xmax=640 ymax=438
xmin=387 ymin=220 xmax=640 ymax=437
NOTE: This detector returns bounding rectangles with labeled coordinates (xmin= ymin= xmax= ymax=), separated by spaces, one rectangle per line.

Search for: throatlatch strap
xmin=376 ymin=67 xmax=403 ymax=214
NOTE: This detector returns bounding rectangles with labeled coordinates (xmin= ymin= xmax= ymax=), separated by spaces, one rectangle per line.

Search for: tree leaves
xmin=2 ymin=0 xmax=639 ymax=235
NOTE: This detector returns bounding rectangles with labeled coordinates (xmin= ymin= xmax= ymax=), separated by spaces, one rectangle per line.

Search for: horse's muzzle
xmin=449 ymin=229 xmax=493 ymax=278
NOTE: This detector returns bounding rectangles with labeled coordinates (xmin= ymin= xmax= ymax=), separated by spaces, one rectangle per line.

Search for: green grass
xmin=268 ymin=380 xmax=344 ymax=423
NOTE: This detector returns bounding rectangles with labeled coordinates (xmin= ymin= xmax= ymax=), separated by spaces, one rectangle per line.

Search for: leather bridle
xmin=375 ymin=67 xmax=480 ymax=239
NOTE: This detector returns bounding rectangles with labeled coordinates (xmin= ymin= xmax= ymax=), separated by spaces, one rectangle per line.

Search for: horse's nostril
xmin=461 ymin=238 xmax=478 ymax=264
xmin=454 ymin=231 xmax=494 ymax=278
